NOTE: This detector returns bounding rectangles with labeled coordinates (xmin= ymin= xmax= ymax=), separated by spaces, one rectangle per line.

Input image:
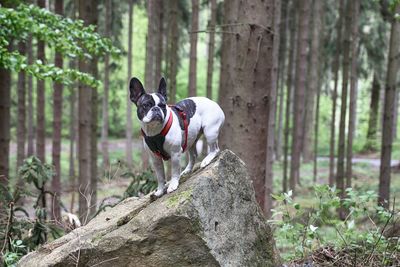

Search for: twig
xmin=90 ymin=257 xmax=119 ymax=267
xmin=1 ymin=202 xmax=14 ymax=254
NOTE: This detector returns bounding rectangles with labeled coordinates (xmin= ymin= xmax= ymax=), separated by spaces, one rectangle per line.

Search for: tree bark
xmin=379 ymin=3 xmax=400 ymax=208
xmin=283 ymin=0 xmax=297 ymax=193
xmin=346 ymin=0 xmax=360 ymax=189
xmin=155 ymin=1 xmax=164 ymax=80
xmin=329 ymin=0 xmax=345 ymax=186
xmin=51 ymin=0 xmax=64 ymax=222
xmin=264 ymin=0 xmax=281 ymax=218
xmin=303 ymin=0 xmax=322 ymax=163
xmin=289 ymin=0 xmax=311 ymax=193
xmin=167 ymin=0 xmax=179 ymax=104
xmin=126 ymin=0 xmax=134 ymax=169
xmin=101 ymin=0 xmax=111 ymax=169
xmin=336 ymin=0 xmax=353 ymax=219
xmin=27 ymin=36 xmax=35 ymax=157
xmin=365 ymin=74 xmax=380 ymax=150
xmin=219 ymin=0 xmax=277 ymax=210
xmin=17 ymin=42 xmax=26 ymax=172
xmin=78 ymin=0 xmax=93 ymax=222
xmin=0 ymin=53 xmax=11 ymax=187
xmin=36 ymin=0 xmax=46 ymax=162
xmin=188 ymin=0 xmax=199 ymax=97
xmin=206 ymin=0 xmax=217 ymax=99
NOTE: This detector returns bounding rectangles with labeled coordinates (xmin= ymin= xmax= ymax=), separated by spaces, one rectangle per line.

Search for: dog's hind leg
xmin=181 ymin=144 xmax=197 ymax=176
xmin=201 ymin=124 xmax=221 ymax=168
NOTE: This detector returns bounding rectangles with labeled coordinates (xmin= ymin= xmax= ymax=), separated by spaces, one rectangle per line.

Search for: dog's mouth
xmin=143 ymin=112 xmax=163 ymax=124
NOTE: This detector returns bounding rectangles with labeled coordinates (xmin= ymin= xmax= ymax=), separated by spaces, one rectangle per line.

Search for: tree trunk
xmin=90 ymin=0 xmax=99 ymax=218
xmin=303 ymin=0 xmax=322 ymax=163
xmin=126 ymin=0 xmax=134 ymax=169
xmin=188 ymin=0 xmax=199 ymax=97
xmin=78 ymin=0 xmax=93 ymax=222
xmin=283 ymin=0 xmax=297 ymax=193
xmin=36 ymin=0 xmax=46 ymax=162
xmin=365 ymin=74 xmax=380 ymax=151
xmin=155 ymin=1 xmax=164 ymax=80
xmin=219 ymin=0 xmax=277 ymax=210
xmin=329 ymin=0 xmax=345 ymax=186
xmin=379 ymin=3 xmax=400 ymax=208
xmin=0 ymin=54 xmax=11 ymax=187
xmin=275 ymin=0 xmax=289 ymax=161
xmin=27 ymin=36 xmax=35 ymax=157
xmin=393 ymin=91 xmax=399 ymax=139
xmin=17 ymin=42 xmax=26 ymax=172
xmin=346 ymin=0 xmax=360 ymax=190
xmin=167 ymin=0 xmax=179 ymax=104
xmin=264 ymin=0 xmax=281 ymax=218
xmin=51 ymin=0 xmax=64 ymax=222
xmin=101 ymin=0 xmax=111 ymax=169
xmin=206 ymin=0 xmax=217 ymax=99
xmin=336 ymin=0 xmax=353 ymax=219
xmin=289 ymin=0 xmax=311 ymax=193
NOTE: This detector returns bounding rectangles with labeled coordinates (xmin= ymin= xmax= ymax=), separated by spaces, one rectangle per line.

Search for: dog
xmin=129 ymin=77 xmax=225 ymax=197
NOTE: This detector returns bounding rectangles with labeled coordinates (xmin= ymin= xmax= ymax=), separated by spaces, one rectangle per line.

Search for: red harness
xmin=141 ymin=106 xmax=188 ymax=160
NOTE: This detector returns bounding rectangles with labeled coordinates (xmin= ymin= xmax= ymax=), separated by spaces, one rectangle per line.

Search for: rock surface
xmin=19 ymin=150 xmax=280 ymax=267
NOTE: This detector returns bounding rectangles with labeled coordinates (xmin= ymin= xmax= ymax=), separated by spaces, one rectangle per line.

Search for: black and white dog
xmin=129 ymin=77 xmax=225 ymax=197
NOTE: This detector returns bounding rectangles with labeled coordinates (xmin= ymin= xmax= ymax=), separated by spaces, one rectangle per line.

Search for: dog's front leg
xmin=150 ymin=155 xmax=166 ymax=197
xmin=167 ymin=151 xmax=181 ymax=193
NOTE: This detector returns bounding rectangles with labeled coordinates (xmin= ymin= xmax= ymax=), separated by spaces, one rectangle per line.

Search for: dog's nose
xmin=151 ymin=106 xmax=159 ymax=112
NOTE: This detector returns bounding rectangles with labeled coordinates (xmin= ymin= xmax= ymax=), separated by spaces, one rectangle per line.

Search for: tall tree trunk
xmin=188 ymin=0 xmax=199 ymax=97
xmin=126 ymin=0 xmax=134 ymax=169
xmin=393 ymin=91 xmax=399 ymax=139
xmin=365 ymin=74 xmax=380 ymax=150
xmin=336 ymin=0 xmax=353 ymax=219
xmin=289 ymin=0 xmax=311 ymax=193
xmin=27 ymin=36 xmax=35 ymax=157
xmin=275 ymin=0 xmax=289 ymax=161
xmin=206 ymin=0 xmax=217 ymax=99
xmin=51 ymin=0 xmax=64 ymax=222
xmin=264 ymin=0 xmax=281 ymax=218
xmin=346 ymin=0 xmax=360 ymax=189
xmin=167 ymin=0 xmax=179 ymax=104
xmin=101 ymin=0 xmax=111 ymax=169
xmin=379 ymin=3 xmax=400 ymax=208
xmin=155 ymin=1 xmax=164 ymax=80
xmin=219 ymin=0 xmax=277 ymax=210
xmin=17 ymin=42 xmax=26 ymax=172
xmin=78 ymin=0 xmax=93 ymax=222
xmin=329 ymin=0 xmax=345 ymax=186
xmin=90 ymin=0 xmax=99 ymax=218
xmin=283 ymin=1 xmax=297 ymax=193
xmin=303 ymin=0 xmax=322 ymax=163
xmin=36 ymin=0 xmax=46 ymax=162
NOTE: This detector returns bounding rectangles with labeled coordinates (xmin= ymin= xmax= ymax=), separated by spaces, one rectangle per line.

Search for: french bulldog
xmin=129 ymin=77 xmax=225 ymax=197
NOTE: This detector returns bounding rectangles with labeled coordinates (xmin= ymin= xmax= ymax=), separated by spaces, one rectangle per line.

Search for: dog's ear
xmin=129 ymin=77 xmax=145 ymax=105
xmin=158 ymin=77 xmax=167 ymax=102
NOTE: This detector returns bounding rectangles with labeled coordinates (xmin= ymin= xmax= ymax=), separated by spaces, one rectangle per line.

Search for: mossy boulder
xmin=18 ymin=150 xmax=280 ymax=267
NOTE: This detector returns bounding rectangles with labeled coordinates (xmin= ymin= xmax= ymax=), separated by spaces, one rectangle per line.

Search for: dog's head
xmin=129 ymin=77 xmax=168 ymax=125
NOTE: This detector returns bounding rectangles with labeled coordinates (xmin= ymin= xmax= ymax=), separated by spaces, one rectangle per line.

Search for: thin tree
xmin=188 ymin=0 xmax=199 ymax=97
xmin=155 ymin=1 xmax=164 ymax=80
xmin=365 ymin=73 xmax=380 ymax=150
xmin=126 ymin=0 xmax=134 ymax=169
xmin=283 ymin=0 xmax=297 ymax=193
xmin=345 ymin=0 xmax=360 ymax=189
xmin=101 ymin=0 xmax=111 ymax=169
xmin=27 ymin=36 xmax=34 ymax=157
xmin=219 ymin=0 xmax=278 ymax=210
xmin=379 ymin=3 xmax=400 ymax=208
xmin=289 ymin=0 xmax=311 ymax=193
xmin=336 ymin=0 xmax=353 ymax=219
xmin=51 ymin=0 xmax=64 ymax=222
xmin=206 ymin=0 xmax=217 ymax=99
xmin=328 ymin=0 xmax=345 ymax=186
xmin=17 ymin=41 xmax=26 ymax=172
xmin=167 ymin=0 xmax=179 ymax=104
xmin=36 ymin=0 xmax=46 ymax=162
xmin=78 ymin=0 xmax=93 ymax=221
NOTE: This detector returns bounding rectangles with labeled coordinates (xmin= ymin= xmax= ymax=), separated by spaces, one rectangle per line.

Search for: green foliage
xmin=3 ymin=240 xmax=25 ymax=267
xmin=0 ymin=4 xmax=120 ymax=87
xmin=18 ymin=156 xmax=54 ymax=190
xmin=270 ymin=186 xmax=400 ymax=263
xmin=122 ymin=170 xmax=158 ymax=199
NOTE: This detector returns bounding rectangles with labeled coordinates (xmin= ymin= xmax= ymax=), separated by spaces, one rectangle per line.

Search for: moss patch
xmin=166 ymin=189 xmax=193 ymax=208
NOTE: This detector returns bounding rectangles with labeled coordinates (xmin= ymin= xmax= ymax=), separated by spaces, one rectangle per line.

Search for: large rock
xmin=19 ymin=150 xmax=280 ymax=267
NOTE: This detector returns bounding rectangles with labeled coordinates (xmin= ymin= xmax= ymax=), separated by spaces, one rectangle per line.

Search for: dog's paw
xmin=167 ymin=179 xmax=179 ymax=193
xmin=180 ymin=168 xmax=192 ymax=177
xmin=154 ymin=188 xmax=165 ymax=197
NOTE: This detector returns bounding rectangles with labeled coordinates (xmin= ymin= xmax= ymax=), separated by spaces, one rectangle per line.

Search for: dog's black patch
xmin=143 ymin=134 xmax=170 ymax=160
xmin=171 ymin=99 xmax=196 ymax=130
xmin=136 ymin=94 xmax=155 ymax=120
xmin=156 ymin=93 xmax=167 ymax=119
